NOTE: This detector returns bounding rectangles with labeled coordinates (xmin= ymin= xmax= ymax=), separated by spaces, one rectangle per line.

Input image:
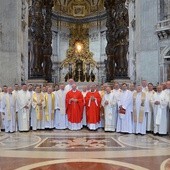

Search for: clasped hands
xmin=119 ymin=105 xmax=125 ymax=110
xmin=24 ymin=105 xmax=29 ymax=109
xmin=104 ymin=100 xmax=109 ymax=105
xmin=69 ymin=98 xmax=78 ymax=103
xmin=37 ymin=102 xmax=42 ymax=106
xmin=90 ymin=96 xmax=95 ymax=101
xmin=154 ymin=101 xmax=160 ymax=105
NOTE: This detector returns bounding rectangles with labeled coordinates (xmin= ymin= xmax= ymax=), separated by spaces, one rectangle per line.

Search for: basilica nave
xmin=0 ymin=0 xmax=170 ymax=170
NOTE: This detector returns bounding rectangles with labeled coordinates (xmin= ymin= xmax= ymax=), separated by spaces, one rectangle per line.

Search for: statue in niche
xmin=64 ymin=63 xmax=73 ymax=82
xmin=90 ymin=70 xmax=95 ymax=82
xmin=61 ymin=24 xmax=97 ymax=82
xmin=85 ymin=63 xmax=90 ymax=82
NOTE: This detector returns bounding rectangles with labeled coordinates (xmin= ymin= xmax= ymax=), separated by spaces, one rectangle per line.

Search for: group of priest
xmin=0 ymin=79 xmax=170 ymax=135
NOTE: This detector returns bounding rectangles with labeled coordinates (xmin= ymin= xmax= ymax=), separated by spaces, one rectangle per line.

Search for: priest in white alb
xmin=65 ymin=79 xmax=75 ymax=93
xmin=1 ymin=87 xmax=16 ymax=133
xmin=164 ymin=81 xmax=170 ymax=134
xmin=152 ymin=85 xmax=169 ymax=135
xmin=1 ymin=85 xmax=8 ymax=130
xmin=132 ymin=85 xmax=149 ymax=135
xmin=81 ymin=86 xmax=88 ymax=126
xmin=141 ymin=80 xmax=148 ymax=93
xmin=146 ymin=83 xmax=155 ymax=132
xmin=54 ymin=83 xmax=68 ymax=129
xmin=16 ymin=84 xmax=31 ymax=131
xmin=112 ymin=82 xmax=121 ymax=101
xmin=116 ymin=83 xmax=133 ymax=133
xmin=99 ymin=85 xmax=106 ymax=128
xmin=102 ymin=86 xmax=116 ymax=131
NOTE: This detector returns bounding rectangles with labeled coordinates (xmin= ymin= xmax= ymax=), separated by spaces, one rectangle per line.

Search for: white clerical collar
xmin=72 ymin=90 xmax=77 ymax=92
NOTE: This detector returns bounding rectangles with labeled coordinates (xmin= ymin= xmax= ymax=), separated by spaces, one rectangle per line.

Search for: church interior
xmin=0 ymin=0 xmax=170 ymax=169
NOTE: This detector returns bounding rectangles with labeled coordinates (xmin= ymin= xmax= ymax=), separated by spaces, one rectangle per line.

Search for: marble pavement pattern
xmin=0 ymin=129 xmax=170 ymax=170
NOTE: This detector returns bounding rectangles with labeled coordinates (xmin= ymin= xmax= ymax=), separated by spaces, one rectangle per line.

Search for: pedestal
xmin=111 ymin=78 xmax=132 ymax=85
xmin=104 ymin=82 xmax=114 ymax=89
xmin=27 ymin=79 xmax=47 ymax=86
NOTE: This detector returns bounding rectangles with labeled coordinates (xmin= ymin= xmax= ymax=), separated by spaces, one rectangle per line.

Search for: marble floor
xmin=0 ymin=128 xmax=170 ymax=170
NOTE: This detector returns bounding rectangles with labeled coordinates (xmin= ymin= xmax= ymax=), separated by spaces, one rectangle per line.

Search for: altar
xmin=59 ymin=24 xmax=98 ymax=83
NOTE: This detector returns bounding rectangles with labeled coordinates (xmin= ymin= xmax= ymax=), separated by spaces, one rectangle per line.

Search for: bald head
xmin=82 ymin=86 xmax=87 ymax=92
xmin=68 ymin=79 xmax=74 ymax=85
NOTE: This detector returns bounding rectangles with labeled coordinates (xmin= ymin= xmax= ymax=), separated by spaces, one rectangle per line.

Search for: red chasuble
xmin=85 ymin=91 xmax=101 ymax=124
xmin=66 ymin=90 xmax=84 ymax=123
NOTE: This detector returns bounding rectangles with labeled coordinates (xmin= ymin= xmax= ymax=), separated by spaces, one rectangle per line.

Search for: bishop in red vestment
xmin=66 ymin=84 xmax=84 ymax=130
xmin=85 ymin=84 xmax=102 ymax=130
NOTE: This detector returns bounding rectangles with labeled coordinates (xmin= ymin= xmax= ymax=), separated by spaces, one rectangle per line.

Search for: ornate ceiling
xmin=53 ymin=0 xmax=104 ymax=18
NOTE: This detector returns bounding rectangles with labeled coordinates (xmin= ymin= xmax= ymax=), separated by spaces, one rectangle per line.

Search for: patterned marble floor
xmin=0 ymin=128 xmax=170 ymax=170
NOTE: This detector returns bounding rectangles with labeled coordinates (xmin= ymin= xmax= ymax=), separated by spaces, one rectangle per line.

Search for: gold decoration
xmin=61 ymin=24 xmax=97 ymax=70
xmin=60 ymin=24 xmax=97 ymax=82
xmin=53 ymin=0 xmax=104 ymax=18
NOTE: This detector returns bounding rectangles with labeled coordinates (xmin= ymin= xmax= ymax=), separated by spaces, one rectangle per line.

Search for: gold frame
xmin=73 ymin=5 xmax=85 ymax=17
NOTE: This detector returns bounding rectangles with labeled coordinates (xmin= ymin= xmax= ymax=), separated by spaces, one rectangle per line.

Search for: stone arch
xmin=160 ymin=46 xmax=170 ymax=81
xmin=161 ymin=46 xmax=170 ymax=59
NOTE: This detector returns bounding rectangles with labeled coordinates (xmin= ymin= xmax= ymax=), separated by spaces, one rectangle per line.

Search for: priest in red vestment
xmin=66 ymin=84 xmax=84 ymax=130
xmin=85 ymin=84 xmax=102 ymax=130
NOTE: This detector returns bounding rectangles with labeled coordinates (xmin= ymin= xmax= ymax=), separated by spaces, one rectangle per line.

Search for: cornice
xmin=52 ymin=11 xmax=107 ymax=23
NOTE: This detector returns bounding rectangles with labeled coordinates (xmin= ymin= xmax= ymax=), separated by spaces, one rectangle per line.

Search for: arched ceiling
xmin=53 ymin=0 xmax=105 ymax=18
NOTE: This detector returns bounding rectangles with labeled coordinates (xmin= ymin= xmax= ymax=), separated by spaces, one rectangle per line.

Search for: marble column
xmin=0 ymin=0 xmax=29 ymax=86
xmin=134 ymin=0 xmax=159 ymax=84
